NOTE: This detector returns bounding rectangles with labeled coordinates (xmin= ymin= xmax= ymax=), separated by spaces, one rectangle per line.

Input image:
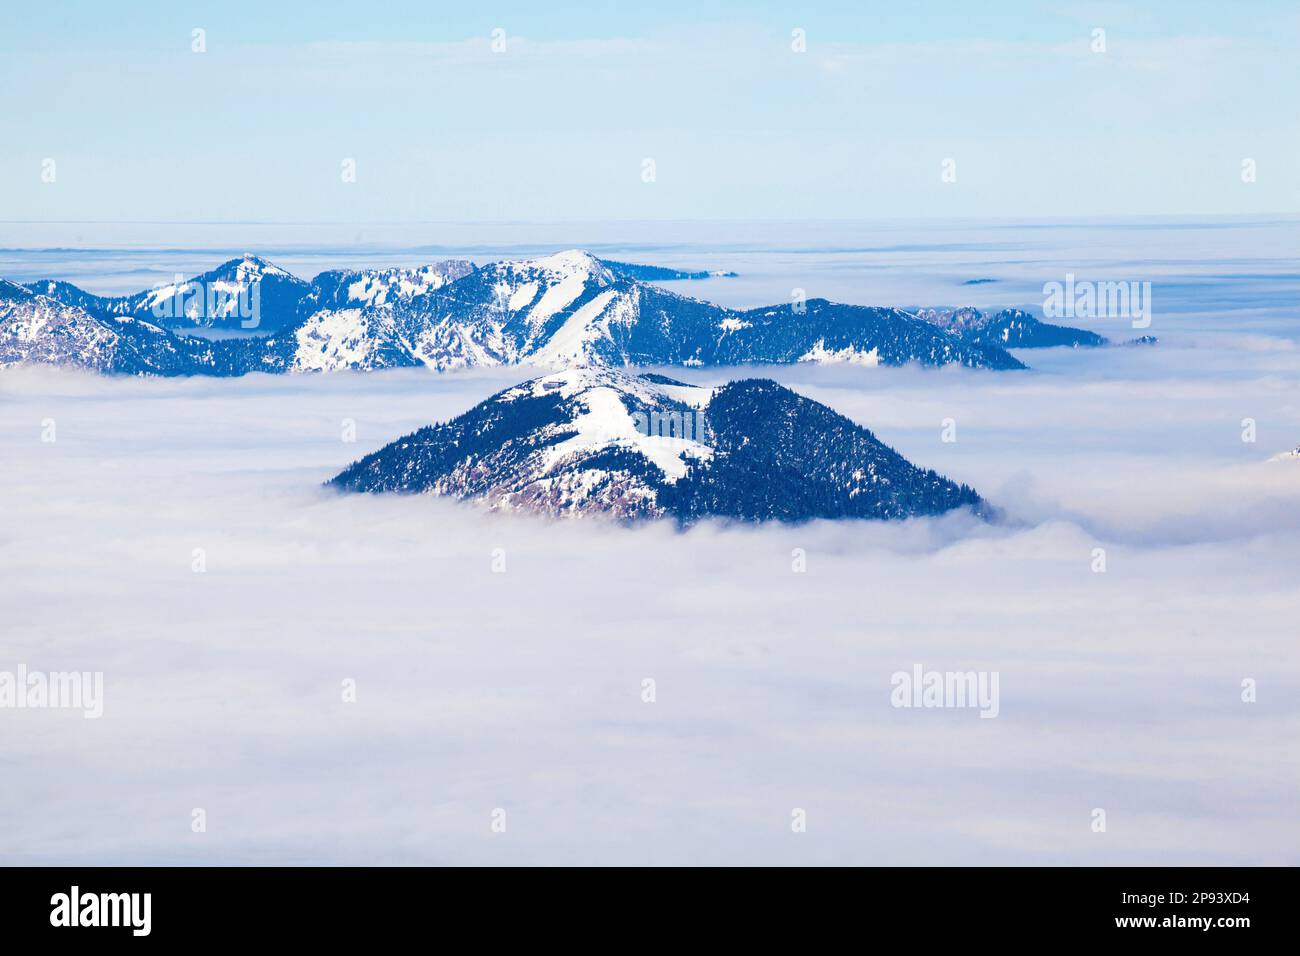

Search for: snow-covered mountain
xmin=139 ymin=254 xmax=310 ymax=331
xmin=714 ymin=300 xmax=1024 ymax=368
xmin=301 ymin=259 xmax=476 ymax=312
xmin=0 ymin=279 xmax=198 ymax=374
xmin=0 ymin=280 xmax=290 ymax=376
xmin=24 ymin=254 xmax=311 ymax=333
xmin=328 ymin=367 xmax=986 ymax=523
xmin=6 ymin=250 xmax=1085 ymax=376
xmin=913 ymin=307 xmax=1108 ymax=348
xmin=19 ymin=279 xmax=132 ymax=318
xmin=287 ymin=250 xmax=1026 ymax=372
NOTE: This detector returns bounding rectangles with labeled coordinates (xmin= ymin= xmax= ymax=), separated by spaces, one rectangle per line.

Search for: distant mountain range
xmin=601 ymin=260 xmax=738 ymax=281
xmin=328 ymin=368 xmax=986 ymax=524
xmin=1 ymin=250 xmax=1115 ymax=377
xmin=911 ymin=306 xmax=1108 ymax=349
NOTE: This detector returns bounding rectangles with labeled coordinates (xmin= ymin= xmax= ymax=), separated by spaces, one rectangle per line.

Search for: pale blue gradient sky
xmin=2 ymin=0 xmax=1297 ymax=222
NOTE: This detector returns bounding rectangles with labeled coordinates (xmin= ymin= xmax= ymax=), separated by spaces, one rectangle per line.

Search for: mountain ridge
xmin=4 ymin=250 xmax=1111 ymax=376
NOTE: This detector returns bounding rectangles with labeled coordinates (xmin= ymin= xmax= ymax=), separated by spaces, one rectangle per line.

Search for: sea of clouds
xmin=1 ymin=220 xmax=1297 ymax=864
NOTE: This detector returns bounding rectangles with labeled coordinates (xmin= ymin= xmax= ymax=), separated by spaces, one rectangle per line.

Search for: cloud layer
xmin=2 ymin=326 xmax=1297 ymax=862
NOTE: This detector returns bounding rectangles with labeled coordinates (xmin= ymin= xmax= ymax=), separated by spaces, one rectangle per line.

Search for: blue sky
xmin=2 ymin=0 xmax=1297 ymax=222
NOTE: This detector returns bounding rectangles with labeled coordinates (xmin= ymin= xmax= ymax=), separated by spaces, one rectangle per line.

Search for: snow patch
xmin=531 ymin=289 xmax=619 ymax=366
xmin=508 ymin=282 xmax=539 ymax=311
xmin=540 ymin=383 xmax=713 ymax=482
xmin=292 ymin=309 xmax=380 ymax=371
xmin=798 ymin=340 xmax=881 ymax=367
